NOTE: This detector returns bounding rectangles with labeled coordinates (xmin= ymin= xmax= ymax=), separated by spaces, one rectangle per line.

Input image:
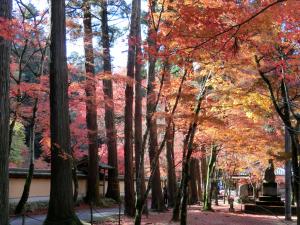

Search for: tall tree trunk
xmin=146 ymin=0 xmax=164 ymax=211
xmin=72 ymin=160 xmax=79 ymax=203
xmin=195 ymin=159 xmax=203 ymax=202
xmin=173 ymin=111 xmax=194 ymax=222
xmin=134 ymin=0 xmax=147 ymax=216
xmin=179 ymin=92 xmax=205 ymax=225
xmin=285 ymin=127 xmax=292 ymax=220
xmin=189 ymin=158 xmax=198 ymax=205
xmin=203 ymin=145 xmax=217 ymax=211
xmin=100 ymin=0 xmax=120 ymax=202
xmin=136 ymin=69 xmax=187 ymax=225
xmin=15 ymin=99 xmax=38 ymax=214
xmin=165 ymin=66 xmax=177 ymax=208
xmin=280 ymin=82 xmax=300 ymax=224
xmin=124 ymin=0 xmax=138 ymax=216
xmin=172 ymin=177 xmax=183 ymax=221
xmin=82 ymin=0 xmax=101 ymax=205
xmin=166 ymin=120 xmax=177 ymax=207
xmin=147 ymin=118 xmax=164 ymax=211
xmin=45 ymin=1 xmax=82 ymax=224
xmin=179 ymin=159 xmax=190 ymax=225
xmin=200 ymin=154 xmax=207 ymax=203
xmin=0 ymin=2 xmax=12 ymax=224
xmin=289 ymin=133 xmax=300 ymax=225
xmin=146 ymin=60 xmax=164 ymax=211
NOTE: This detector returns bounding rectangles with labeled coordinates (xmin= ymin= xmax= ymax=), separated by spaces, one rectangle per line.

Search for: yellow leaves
xmin=240 ymin=92 xmax=273 ymax=120
xmin=245 ymin=111 xmax=255 ymax=120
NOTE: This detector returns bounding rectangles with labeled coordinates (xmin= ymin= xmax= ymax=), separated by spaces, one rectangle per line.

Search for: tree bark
xmin=100 ymin=0 xmax=120 ymax=202
xmin=124 ymin=0 xmax=138 ymax=216
xmin=72 ymin=160 xmax=79 ymax=203
xmin=285 ymin=127 xmax=292 ymax=221
xmin=44 ymin=1 xmax=82 ymax=224
xmin=146 ymin=59 xmax=164 ymax=211
xmin=189 ymin=158 xmax=199 ymax=205
xmin=166 ymin=120 xmax=177 ymax=207
xmin=200 ymin=153 xmax=207 ymax=203
xmin=15 ymin=99 xmax=38 ymax=215
xmin=146 ymin=0 xmax=164 ymax=211
xmin=0 ymin=1 xmax=12 ymax=224
xmin=179 ymin=92 xmax=206 ymax=225
xmin=195 ymin=159 xmax=203 ymax=202
xmin=82 ymin=0 xmax=101 ymax=205
xmin=134 ymin=0 xmax=148 ymax=215
xmin=203 ymin=145 xmax=217 ymax=211
xmin=136 ymin=69 xmax=187 ymax=225
xmin=165 ymin=66 xmax=177 ymax=207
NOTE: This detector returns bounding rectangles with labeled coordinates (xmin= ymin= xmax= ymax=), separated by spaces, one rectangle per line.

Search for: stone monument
xmin=244 ymin=159 xmax=293 ymax=215
xmin=262 ymin=159 xmax=277 ymax=196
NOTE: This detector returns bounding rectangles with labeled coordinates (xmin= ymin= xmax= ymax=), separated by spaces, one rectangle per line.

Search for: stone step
xmin=258 ymin=196 xmax=281 ymax=202
xmin=244 ymin=204 xmax=296 ymax=215
xmin=255 ymin=200 xmax=284 ymax=206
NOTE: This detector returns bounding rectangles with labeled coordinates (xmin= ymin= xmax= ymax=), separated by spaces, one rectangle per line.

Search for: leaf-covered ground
xmin=98 ymin=203 xmax=296 ymax=225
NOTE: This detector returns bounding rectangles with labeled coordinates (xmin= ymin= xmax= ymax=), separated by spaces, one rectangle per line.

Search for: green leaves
xmin=10 ymin=121 xmax=26 ymax=164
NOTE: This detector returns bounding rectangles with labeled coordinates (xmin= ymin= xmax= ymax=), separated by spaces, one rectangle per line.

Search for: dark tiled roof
xmin=9 ymin=168 xmax=87 ymax=178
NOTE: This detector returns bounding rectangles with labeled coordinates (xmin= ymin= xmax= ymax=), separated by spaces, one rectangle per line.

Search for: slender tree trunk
xmin=172 ymin=178 xmax=183 ymax=221
xmin=200 ymin=154 xmax=207 ymax=203
xmin=146 ymin=0 xmax=164 ymax=211
xmin=195 ymin=159 xmax=203 ymax=202
xmin=166 ymin=120 xmax=177 ymax=207
xmin=136 ymin=69 xmax=187 ymax=225
xmin=15 ymin=99 xmax=38 ymax=214
xmin=15 ymin=158 xmax=34 ymax=214
xmin=180 ymin=93 xmax=206 ymax=225
xmin=44 ymin=1 xmax=82 ymax=224
xmin=289 ymin=133 xmax=300 ymax=225
xmin=285 ymin=127 xmax=292 ymax=221
xmin=292 ymin=181 xmax=295 ymax=206
xmin=281 ymin=83 xmax=300 ymax=224
xmin=203 ymin=145 xmax=217 ymax=211
xmin=124 ymin=0 xmax=138 ymax=216
xmin=0 ymin=1 xmax=12 ymax=224
xmin=189 ymin=158 xmax=198 ymax=205
xmin=165 ymin=66 xmax=177 ymax=208
xmin=180 ymin=159 xmax=190 ymax=225
xmin=100 ymin=0 xmax=120 ymax=202
xmin=173 ymin=116 xmax=194 ymax=222
xmin=72 ymin=160 xmax=79 ymax=203
xmin=82 ymin=0 xmax=101 ymax=205
xmin=146 ymin=63 xmax=164 ymax=211
xmin=134 ymin=0 xmax=148 ymax=216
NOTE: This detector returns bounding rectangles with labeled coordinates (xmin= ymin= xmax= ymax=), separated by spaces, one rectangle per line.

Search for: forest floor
xmin=9 ymin=201 xmax=297 ymax=225
xmin=97 ymin=202 xmax=297 ymax=225
xmin=9 ymin=206 xmax=122 ymax=225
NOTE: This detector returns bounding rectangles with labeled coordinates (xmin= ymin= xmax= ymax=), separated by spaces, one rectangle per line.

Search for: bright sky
xmin=21 ymin=0 xmax=138 ymax=71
